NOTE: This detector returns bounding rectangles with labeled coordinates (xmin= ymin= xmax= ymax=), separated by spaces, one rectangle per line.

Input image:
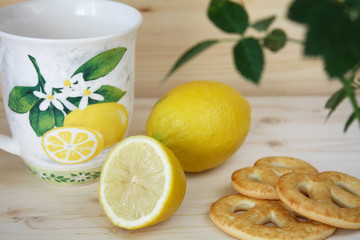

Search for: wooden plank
xmin=0 ymin=0 xmax=341 ymax=99
xmin=0 ymin=97 xmax=359 ymax=239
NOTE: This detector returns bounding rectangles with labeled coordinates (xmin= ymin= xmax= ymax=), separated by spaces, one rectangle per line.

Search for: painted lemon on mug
xmin=64 ymin=102 xmax=128 ymax=149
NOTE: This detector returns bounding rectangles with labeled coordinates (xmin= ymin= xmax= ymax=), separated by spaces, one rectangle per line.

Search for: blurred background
xmin=0 ymin=0 xmax=340 ymax=99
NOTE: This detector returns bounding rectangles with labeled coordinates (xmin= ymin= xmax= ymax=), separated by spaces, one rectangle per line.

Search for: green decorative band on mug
xmin=26 ymin=163 xmax=102 ymax=186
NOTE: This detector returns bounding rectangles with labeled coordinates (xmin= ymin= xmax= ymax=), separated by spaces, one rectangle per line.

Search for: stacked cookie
xmin=209 ymin=156 xmax=360 ymax=240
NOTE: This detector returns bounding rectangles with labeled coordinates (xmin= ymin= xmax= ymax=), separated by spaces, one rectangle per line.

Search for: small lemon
xmin=64 ymin=102 xmax=128 ymax=149
xmin=98 ymin=135 xmax=186 ymax=229
xmin=146 ymin=81 xmax=251 ymax=172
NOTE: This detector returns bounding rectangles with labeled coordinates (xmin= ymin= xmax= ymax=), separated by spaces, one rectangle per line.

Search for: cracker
xmin=209 ymin=194 xmax=336 ymax=240
xmin=277 ymin=171 xmax=360 ymax=229
xmin=231 ymin=156 xmax=318 ymax=199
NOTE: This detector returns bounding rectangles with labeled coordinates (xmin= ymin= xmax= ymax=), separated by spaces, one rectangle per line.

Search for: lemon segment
xmin=98 ymin=135 xmax=186 ymax=229
xmin=42 ymin=127 xmax=104 ymax=164
xmin=64 ymin=102 xmax=128 ymax=149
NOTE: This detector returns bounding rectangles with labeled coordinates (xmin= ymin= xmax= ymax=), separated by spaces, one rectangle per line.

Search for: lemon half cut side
xmin=98 ymin=135 xmax=186 ymax=229
xmin=42 ymin=127 xmax=104 ymax=164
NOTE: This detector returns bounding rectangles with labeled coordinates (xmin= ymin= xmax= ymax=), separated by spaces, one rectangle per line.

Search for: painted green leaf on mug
xmin=29 ymin=103 xmax=55 ymax=137
xmin=92 ymin=85 xmax=126 ymax=103
xmin=8 ymin=86 xmax=39 ymax=113
xmin=28 ymin=55 xmax=46 ymax=87
xmin=54 ymin=108 xmax=65 ymax=127
xmin=66 ymin=85 xmax=126 ymax=107
xmin=72 ymin=47 xmax=127 ymax=81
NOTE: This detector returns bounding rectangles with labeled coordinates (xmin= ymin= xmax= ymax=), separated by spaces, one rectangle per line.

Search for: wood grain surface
xmin=0 ymin=0 xmax=341 ymax=99
xmin=0 ymin=97 xmax=359 ymax=240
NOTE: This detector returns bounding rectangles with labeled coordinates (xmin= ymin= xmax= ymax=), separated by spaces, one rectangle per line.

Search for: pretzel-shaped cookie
xmin=277 ymin=171 xmax=360 ymax=229
xmin=231 ymin=156 xmax=319 ymax=199
xmin=209 ymin=194 xmax=336 ymax=240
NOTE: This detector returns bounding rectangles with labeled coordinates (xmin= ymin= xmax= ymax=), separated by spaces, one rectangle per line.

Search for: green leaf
xmin=161 ymin=40 xmax=219 ymax=83
xmin=72 ymin=47 xmax=127 ymax=81
xmin=53 ymin=108 xmax=65 ymax=127
xmin=8 ymin=86 xmax=39 ymax=113
xmin=28 ymin=55 xmax=46 ymax=88
xmin=251 ymin=16 xmax=276 ymax=32
xmin=325 ymin=88 xmax=347 ymax=118
xmin=233 ymin=38 xmax=264 ymax=84
xmin=344 ymin=112 xmax=356 ymax=132
xmin=264 ymin=28 xmax=287 ymax=52
xmin=208 ymin=0 xmax=248 ymax=34
xmin=29 ymin=102 xmax=55 ymax=137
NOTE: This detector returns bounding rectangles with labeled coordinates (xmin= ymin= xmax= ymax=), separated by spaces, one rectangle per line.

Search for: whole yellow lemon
xmin=146 ymin=81 xmax=251 ymax=172
xmin=64 ymin=102 xmax=128 ymax=149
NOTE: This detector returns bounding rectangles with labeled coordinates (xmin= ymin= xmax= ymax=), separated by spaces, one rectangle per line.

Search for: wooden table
xmin=0 ymin=97 xmax=359 ymax=240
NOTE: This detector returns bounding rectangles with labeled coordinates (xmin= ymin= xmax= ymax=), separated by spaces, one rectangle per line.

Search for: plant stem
xmin=340 ymin=76 xmax=360 ymax=128
xmin=287 ymin=37 xmax=304 ymax=44
xmin=218 ymin=37 xmax=241 ymax=43
xmin=264 ymin=33 xmax=303 ymax=45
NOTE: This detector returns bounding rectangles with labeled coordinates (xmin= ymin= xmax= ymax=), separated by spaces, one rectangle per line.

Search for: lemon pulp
xmin=98 ymin=135 xmax=186 ymax=229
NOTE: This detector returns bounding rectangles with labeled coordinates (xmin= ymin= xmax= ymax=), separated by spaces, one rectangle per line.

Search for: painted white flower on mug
xmin=54 ymin=73 xmax=83 ymax=94
xmin=67 ymin=74 xmax=104 ymax=110
xmin=33 ymin=83 xmax=76 ymax=111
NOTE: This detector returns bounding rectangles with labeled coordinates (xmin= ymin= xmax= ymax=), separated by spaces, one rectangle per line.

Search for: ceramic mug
xmin=0 ymin=0 xmax=142 ymax=185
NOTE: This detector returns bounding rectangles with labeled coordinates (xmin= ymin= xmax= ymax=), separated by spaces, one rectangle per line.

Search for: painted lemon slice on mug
xmin=42 ymin=127 xmax=105 ymax=164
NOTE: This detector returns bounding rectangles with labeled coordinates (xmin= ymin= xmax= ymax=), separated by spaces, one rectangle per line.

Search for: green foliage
xmin=288 ymin=0 xmax=360 ymax=78
xmin=163 ymin=0 xmax=285 ymax=83
xmin=163 ymin=0 xmax=360 ymax=132
xmin=251 ymin=16 xmax=276 ymax=32
xmin=208 ymin=0 xmax=248 ymax=34
xmin=264 ymin=29 xmax=287 ymax=52
xmin=325 ymin=88 xmax=347 ymax=119
xmin=162 ymin=40 xmax=219 ymax=83
xmin=288 ymin=0 xmax=360 ymax=131
xmin=233 ymin=38 xmax=264 ymax=84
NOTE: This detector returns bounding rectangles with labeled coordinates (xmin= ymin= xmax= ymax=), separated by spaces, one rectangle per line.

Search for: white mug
xmin=0 ymin=0 xmax=142 ymax=185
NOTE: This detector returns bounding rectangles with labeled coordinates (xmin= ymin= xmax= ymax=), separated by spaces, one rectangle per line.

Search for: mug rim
xmin=0 ymin=0 xmax=143 ymax=43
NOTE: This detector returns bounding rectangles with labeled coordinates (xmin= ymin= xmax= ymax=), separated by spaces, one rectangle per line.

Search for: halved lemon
xmin=42 ymin=127 xmax=104 ymax=164
xmin=98 ymin=135 xmax=186 ymax=229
